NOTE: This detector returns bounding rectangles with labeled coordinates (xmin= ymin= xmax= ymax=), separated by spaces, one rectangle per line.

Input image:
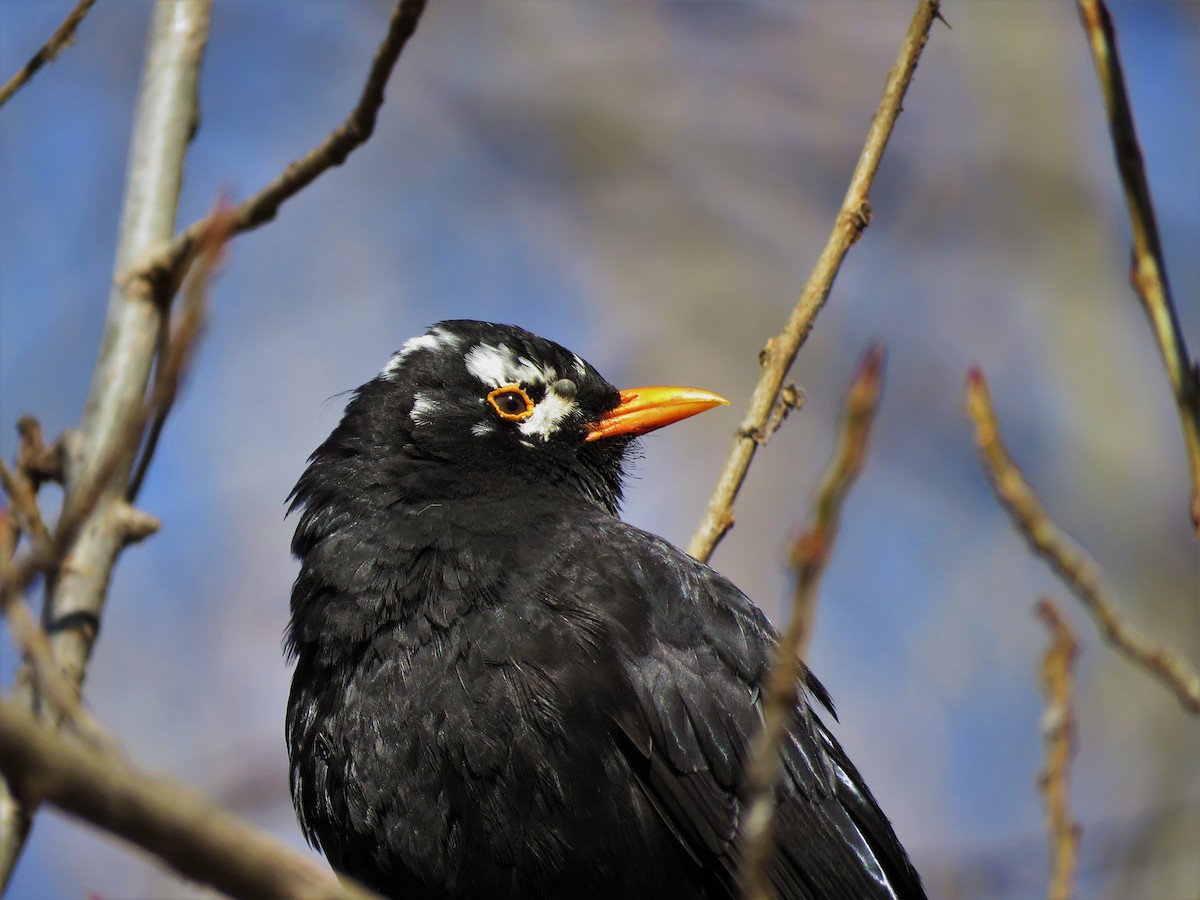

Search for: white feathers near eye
xmin=381 ymin=328 xmax=461 ymax=379
xmin=518 ymin=387 xmax=576 ymax=440
xmin=396 ymin=336 xmax=581 ymax=440
xmin=463 ymin=342 xmax=578 ymax=441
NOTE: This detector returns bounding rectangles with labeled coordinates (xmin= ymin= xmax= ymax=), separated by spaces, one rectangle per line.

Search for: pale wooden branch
xmin=1034 ymin=598 xmax=1081 ymax=900
xmin=130 ymin=0 xmax=428 ymax=302
xmin=1076 ymin=0 xmax=1200 ymax=535
xmin=0 ymin=0 xmax=99 ymax=109
xmin=0 ymin=0 xmax=213 ymax=885
xmin=740 ymin=344 xmax=887 ymax=900
xmin=688 ymin=0 xmax=942 ymax=563
xmin=1 ymin=0 xmax=427 ymax=886
xmin=965 ymin=367 xmax=1200 ymax=714
xmin=0 ymin=218 xmax=229 ymax=749
xmin=0 ymin=701 xmax=380 ymax=900
xmin=3 ymin=596 xmax=116 ymax=752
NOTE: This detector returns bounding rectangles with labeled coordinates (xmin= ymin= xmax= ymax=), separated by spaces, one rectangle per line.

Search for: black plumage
xmin=285 ymin=320 xmax=925 ymax=899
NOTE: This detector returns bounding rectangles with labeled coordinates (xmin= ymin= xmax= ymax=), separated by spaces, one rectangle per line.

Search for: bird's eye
xmin=487 ymin=385 xmax=535 ymax=421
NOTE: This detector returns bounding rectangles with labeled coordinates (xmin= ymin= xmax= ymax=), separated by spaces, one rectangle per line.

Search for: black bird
xmin=286 ymin=320 xmax=924 ymax=899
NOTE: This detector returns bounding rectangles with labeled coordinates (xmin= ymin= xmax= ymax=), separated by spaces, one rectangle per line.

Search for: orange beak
xmin=585 ymin=386 xmax=729 ymax=442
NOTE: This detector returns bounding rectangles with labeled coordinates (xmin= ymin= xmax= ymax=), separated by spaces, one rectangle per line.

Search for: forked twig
xmin=0 ymin=213 xmax=231 ymax=740
xmin=740 ymin=344 xmax=887 ymax=900
xmin=130 ymin=0 xmax=428 ymax=301
xmin=965 ymin=367 xmax=1200 ymax=714
xmin=688 ymin=0 xmax=942 ymax=563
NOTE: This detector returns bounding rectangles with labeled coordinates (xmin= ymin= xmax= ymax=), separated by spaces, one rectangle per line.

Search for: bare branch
xmin=0 ymin=586 xmax=112 ymax=753
xmin=1034 ymin=598 xmax=1081 ymax=900
xmin=1 ymin=0 xmax=428 ymax=883
xmin=0 ymin=206 xmax=226 ymax=881
xmin=130 ymin=0 xmax=428 ymax=301
xmin=0 ymin=0 xmax=214 ymax=884
xmin=740 ymin=344 xmax=887 ymax=900
xmin=0 ymin=701 xmax=380 ymax=900
xmin=688 ymin=0 xmax=942 ymax=563
xmin=1076 ymin=0 xmax=1200 ymax=534
xmin=0 ymin=0 xmax=99 ymax=109
xmin=965 ymin=367 xmax=1200 ymax=714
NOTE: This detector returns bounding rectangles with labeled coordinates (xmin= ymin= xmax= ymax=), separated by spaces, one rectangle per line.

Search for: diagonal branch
xmin=0 ymin=701 xmax=380 ymax=900
xmin=130 ymin=0 xmax=428 ymax=302
xmin=740 ymin=344 xmax=887 ymax=900
xmin=965 ymin=367 xmax=1200 ymax=715
xmin=688 ymin=0 xmax=942 ymax=563
xmin=1076 ymin=0 xmax=1200 ymax=534
xmin=0 ymin=0 xmax=99 ymax=109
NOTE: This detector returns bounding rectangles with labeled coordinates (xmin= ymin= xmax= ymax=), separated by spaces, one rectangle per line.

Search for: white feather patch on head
xmin=410 ymin=392 xmax=440 ymax=425
xmin=464 ymin=342 xmax=557 ymax=388
xmin=381 ymin=327 xmax=460 ymax=379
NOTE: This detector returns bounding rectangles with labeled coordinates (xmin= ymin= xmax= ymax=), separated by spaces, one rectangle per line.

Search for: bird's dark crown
xmin=305 ymin=320 xmax=628 ymax=512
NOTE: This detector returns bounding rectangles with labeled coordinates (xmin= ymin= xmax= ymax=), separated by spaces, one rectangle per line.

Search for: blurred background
xmin=1 ymin=1 xmax=1197 ymax=897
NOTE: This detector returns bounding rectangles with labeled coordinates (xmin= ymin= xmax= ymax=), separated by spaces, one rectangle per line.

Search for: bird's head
xmin=299 ymin=320 xmax=728 ymax=516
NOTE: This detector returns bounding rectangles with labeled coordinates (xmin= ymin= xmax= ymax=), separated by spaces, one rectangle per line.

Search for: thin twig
xmin=740 ymin=344 xmax=887 ymax=900
xmin=0 ymin=0 xmax=99 ymax=109
xmin=688 ymin=0 xmax=942 ymax=563
xmin=127 ymin=200 xmax=233 ymax=501
xmin=1076 ymin=0 xmax=1200 ymax=535
xmin=0 ymin=701 xmax=380 ymax=900
xmin=129 ymin=0 xmax=428 ymax=301
xmin=965 ymin=367 xmax=1200 ymax=714
xmin=0 ymin=459 xmax=52 ymax=556
xmin=1034 ymin=598 xmax=1081 ymax=900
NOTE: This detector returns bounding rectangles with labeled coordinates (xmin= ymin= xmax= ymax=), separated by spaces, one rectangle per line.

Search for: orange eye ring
xmin=487 ymin=385 xmax=535 ymax=421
